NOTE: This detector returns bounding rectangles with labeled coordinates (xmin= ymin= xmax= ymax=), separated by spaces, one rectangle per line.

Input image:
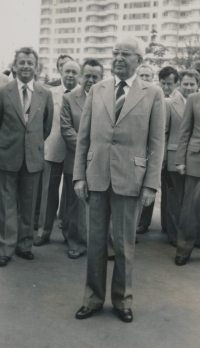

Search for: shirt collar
xmin=115 ymin=73 xmax=137 ymax=88
xmin=17 ymin=78 xmax=34 ymax=91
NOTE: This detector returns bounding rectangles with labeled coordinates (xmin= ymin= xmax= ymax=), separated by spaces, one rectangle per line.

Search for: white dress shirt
xmin=17 ymin=78 xmax=34 ymax=109
xmin=115 ymin=74 xmax=137 ymax=99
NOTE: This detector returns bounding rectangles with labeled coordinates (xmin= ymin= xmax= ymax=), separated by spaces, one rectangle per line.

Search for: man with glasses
xmin=73 ymin=36 xmax=165 ymax=322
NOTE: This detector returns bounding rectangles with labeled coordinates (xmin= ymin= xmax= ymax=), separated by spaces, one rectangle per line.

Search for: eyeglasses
xmin=112 ymin=50 xmax=140 ymax=59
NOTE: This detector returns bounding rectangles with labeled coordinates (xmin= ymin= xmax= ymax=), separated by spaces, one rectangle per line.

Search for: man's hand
xmin=141 ymin=187 xmax=156 ymax=207
xmin=74 ymin=180 xmax=88 ymax=201
xmin=176 ymin=164 xmax=186 ymax=175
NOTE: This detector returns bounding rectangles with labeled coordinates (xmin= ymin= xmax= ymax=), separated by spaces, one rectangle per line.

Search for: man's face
xmin=14 ymin=53 xmax=37 ymax=83
xmin=159 ymin=74 xmax=177 ymax=97
xmin=112 ymin=41 xmax=141 ymax=80
xmin=57 ymin=57 xmax=71 ymax=75
xmin=81 ymin=65 xmax=102 ymax=93
xmin=138 ymin=67 xmax=153 ymax=82
xmin=62 ymin=61 xmax=80 ymax=90
xmin=179 ymin=75 xmax=198 ymax=98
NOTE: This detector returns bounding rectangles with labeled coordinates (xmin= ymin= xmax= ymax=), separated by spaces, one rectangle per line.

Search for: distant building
xmin=39 ymin=0 xmax=200 ymax=79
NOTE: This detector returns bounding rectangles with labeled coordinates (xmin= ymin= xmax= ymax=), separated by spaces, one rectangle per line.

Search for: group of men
xmin=0 ymin=35 xmax=200 ymax=324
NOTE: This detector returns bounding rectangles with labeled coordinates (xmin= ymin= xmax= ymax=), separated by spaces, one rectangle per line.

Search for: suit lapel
xmin=28 ymin=82 xmax=43 ymax=125
xmin=117 ymin=76 xmax=146 ymax=124
xmin=171 ymin=93 xmax=185 ymax=118
xmin=7 ymin=80 xmax=26 ymax=127
xmin=75 ymin=87 xmax=86 ymax=111
xmin=101 ymin=78 xmax=115 ymax=122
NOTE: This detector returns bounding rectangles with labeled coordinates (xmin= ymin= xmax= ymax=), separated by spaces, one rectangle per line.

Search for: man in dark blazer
xmin=60 ymin=58 xmax=103 ymax=259
xmin=73 ymin=36 xmax=165 ymax=322
xmin=0 ymin=47 xmax=53 ymax=266
xmin=175 ymin=80 xmax=200 ymax=265
xmin=165 ymin=69 xmax=199 ymax=247
xmin=33 ymin=60 xmax=80 ymax=247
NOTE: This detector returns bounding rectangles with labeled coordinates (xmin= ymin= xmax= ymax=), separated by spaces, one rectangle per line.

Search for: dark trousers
xmin=138 ymin=201 xmax=154 ymax=228
xmin=161 ymin=167 xmax=168 ymax=232
xmin=83 ymin=185 xmax=141 ymax=310
xmin=177 ymin=175 xmax=200 ymax=259
xmin=0 ymin=162 xmax=40 ymax=257
xmin=166 ymin=171 xmax=185 ymax=244
xmin=63 ymin=173 xmax=87 ymax=253
xmin=37 ymin=160 xmax=67 ymax=240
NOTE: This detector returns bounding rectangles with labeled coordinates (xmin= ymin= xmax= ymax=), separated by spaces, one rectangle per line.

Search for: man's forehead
xmin=17 ymin=52 xmax=36 ymax=61
xmin=83 ymin=65 xmax=102 ymax=74
xmin=160 ymin=74 xmax=176 ymax=82
xmin=63 ymin=61 xmax=80 ymax=71
xmin=181 ymin=75 xmax=197 ymax=83
xmin=114 ymin=42 xmax=137 ymax=52
xmin=139 ymin=67 xmax=152 ymax=75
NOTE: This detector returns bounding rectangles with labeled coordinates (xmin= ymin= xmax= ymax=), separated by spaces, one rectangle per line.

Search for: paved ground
xmin=1 ymin=194 xmax=200 ymax=348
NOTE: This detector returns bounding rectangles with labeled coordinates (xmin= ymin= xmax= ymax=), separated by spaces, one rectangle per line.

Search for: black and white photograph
xmin=0 ymin=0 xmax=200 ymax=347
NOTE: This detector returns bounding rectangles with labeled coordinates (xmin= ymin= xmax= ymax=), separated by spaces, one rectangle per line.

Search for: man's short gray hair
xmin=114 ymin=36 xmax=146 ymax=58
xmin=137 ymin=64 xmax=154 ymax=75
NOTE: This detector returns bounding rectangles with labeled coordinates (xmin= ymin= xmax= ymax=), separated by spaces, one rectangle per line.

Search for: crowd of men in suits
xmin=0 ymin=35 xmax=200 ymax=323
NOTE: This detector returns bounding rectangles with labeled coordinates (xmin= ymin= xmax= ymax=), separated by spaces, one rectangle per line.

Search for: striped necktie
xmin=115 ymin=81 xmax=127 ymax=123
xmin=22 ymin=84 xmax=30 ymax=124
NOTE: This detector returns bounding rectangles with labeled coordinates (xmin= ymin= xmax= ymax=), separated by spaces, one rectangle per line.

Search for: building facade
xmin=39 ymin=0 xmax=200 ymax=79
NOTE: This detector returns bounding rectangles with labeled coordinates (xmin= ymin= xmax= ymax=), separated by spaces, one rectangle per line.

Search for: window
xmin=54 ymin=28 xmax=75 ymax=34
xmin=54 ymin=38 xmax=74 ymax=44
xmin=124 ymin=2 xmax=150 ymax=8
xmin=41 ymin=18 xmax=52 ymax=25
xmin=41 ymin=0 xmax=52 ymax=5
xmin=39 ymin=57 xmax=49 ymax=64
xmin=79 ymin=7 xmax=82 ymax=11
xmin=40 ymin=28 xmax=51 ymax=34
xmin=39 ymin=48 xmax=50 ymax=54
xmin=78 ymin=27 xmax=81 ymax=32
xmin=40 ymin=38 xmax=50 ymax=44
xmin=41 ymin=8 xmax=52 ymax=15
xmin=54 ymin=48 xmax=74 ymax=54
xmin=55 ymin=18 xmax=76 ymax=23
xmin=153 ymin=13 xmax=158 ymax=18
xmin=57 ymin=0 xmax=77 ymax=3
xmin=154 ymin=1 xmax=158 ymax=5
xmin=77 ymin=48 xmax=80 ymax=53
xmin=77 ymin=38 xmax=81 ymax=43
xmin=78 ymin=17 xmax=82 ymax=22
xmin=56 ymin=7 xmax=76 ymax=13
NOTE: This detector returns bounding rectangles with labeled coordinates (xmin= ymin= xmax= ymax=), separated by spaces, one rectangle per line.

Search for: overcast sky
xmin=0 ymin=0 xmax=41 ymax=69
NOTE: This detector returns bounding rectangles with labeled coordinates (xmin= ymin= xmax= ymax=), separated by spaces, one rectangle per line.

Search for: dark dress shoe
xmin=15 ymin=250 xmax=34 ymax=260
xmin=33 ymin=236 xmax=49 ymax=247
xmin=76 ymin=306 xmax=102 ymax=319
xmin=107 ymin=255 xmax=115 ymax=261
xmin=115 ymin=308 xmax=133 ymax=323
xmin=175 ymin=256 xmax=188 ymax=266
xmin=136 ymin=225 xmax=149 ymax=234
xmin=169 ymin=239 xmax=177 ymax=248
xmin=0 ymin=256 xmax=10 ymax=267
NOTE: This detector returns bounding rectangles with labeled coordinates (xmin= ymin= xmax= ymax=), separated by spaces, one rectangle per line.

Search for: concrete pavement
xmin=0 ymin=195 xmax=200 ymax=348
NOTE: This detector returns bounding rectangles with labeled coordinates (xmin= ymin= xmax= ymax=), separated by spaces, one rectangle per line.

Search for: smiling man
xmin=0 ymin=47 xmax=53 ymax=266
xmin=73 ymin=36 xmax=165 ymax=323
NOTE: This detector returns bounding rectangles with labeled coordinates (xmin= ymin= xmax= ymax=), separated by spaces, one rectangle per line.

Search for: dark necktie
xmin=22 ymin=84 xmax=30 ymax=124
xmin=115 ymin=81 xmax=127 ymax=122
xmin=64 ymin=90 xmax=70 ymax=93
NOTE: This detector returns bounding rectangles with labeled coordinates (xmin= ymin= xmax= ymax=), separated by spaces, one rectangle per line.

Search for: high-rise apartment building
xmin=39 ymin=0 xmax=200 ymax=79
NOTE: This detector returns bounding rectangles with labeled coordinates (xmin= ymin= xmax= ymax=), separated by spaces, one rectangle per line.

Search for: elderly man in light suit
xmin=0 ymin=47 xmax=53 ymax=266
xmin=73 ymin=36 xmax=165 ymax=323
xmin=34 ymin=60 xmax=80 ymax=247
xmin=165 ymin=69 xmax=199 ymax=248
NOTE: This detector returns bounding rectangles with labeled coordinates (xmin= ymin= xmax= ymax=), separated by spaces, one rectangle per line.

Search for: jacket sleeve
xmin=43 ymin=90 xmax=53 ymax=140
xmin=143 ymin=87 xmax=165 ymax=190
xmin=176 ymin=95 xmax=193 ymax=165
xmin=60 ymin=95 xmax=78 ymax=152
xmin=72 ymin=86 xmax=93 ymax=182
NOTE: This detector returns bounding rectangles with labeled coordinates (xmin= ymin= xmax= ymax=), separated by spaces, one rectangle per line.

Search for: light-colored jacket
xmin=0 ymin=79 xmax=53 ymax=173
xmin=44 ymin=85 xmax=66 ymax=162
xmin=73 ymin=76 xmax=165 ymax=196
xmin=61 ymin=86 xmax=86 ymax=174
xmin=176 ymin=92 xmax=200 ymax=178
xmin=165 ymin=93 xmax=185 ymax=171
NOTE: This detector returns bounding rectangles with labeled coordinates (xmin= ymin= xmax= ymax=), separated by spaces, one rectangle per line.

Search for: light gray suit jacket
xmin=44 ymin=85 xmax=66 ymax=163
xmin=165 ymin=92 xmax=185 ymax=172
xmin=61 ymin=86 xmax=86 ymax=174
xmin=176 ymin=92 xmax=200 ymax=178
xmin=0 ymin=79 xmax=53 ymax=173
xmin=73 ymin=76 xmax=165 ymax=196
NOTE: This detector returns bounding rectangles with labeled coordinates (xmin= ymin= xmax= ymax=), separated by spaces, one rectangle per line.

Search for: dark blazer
xmin=0 ymin=79 xmax=53 ymax=173
xmin=165 ymin=92 xmax=185 ymax=171
xmin=73 ymin=76 xmax=165 ymax=196
xmin=176 ymin=92 xmax=200 ymax=178
xmin=61 ymin=86 xmax=86 ymax=174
